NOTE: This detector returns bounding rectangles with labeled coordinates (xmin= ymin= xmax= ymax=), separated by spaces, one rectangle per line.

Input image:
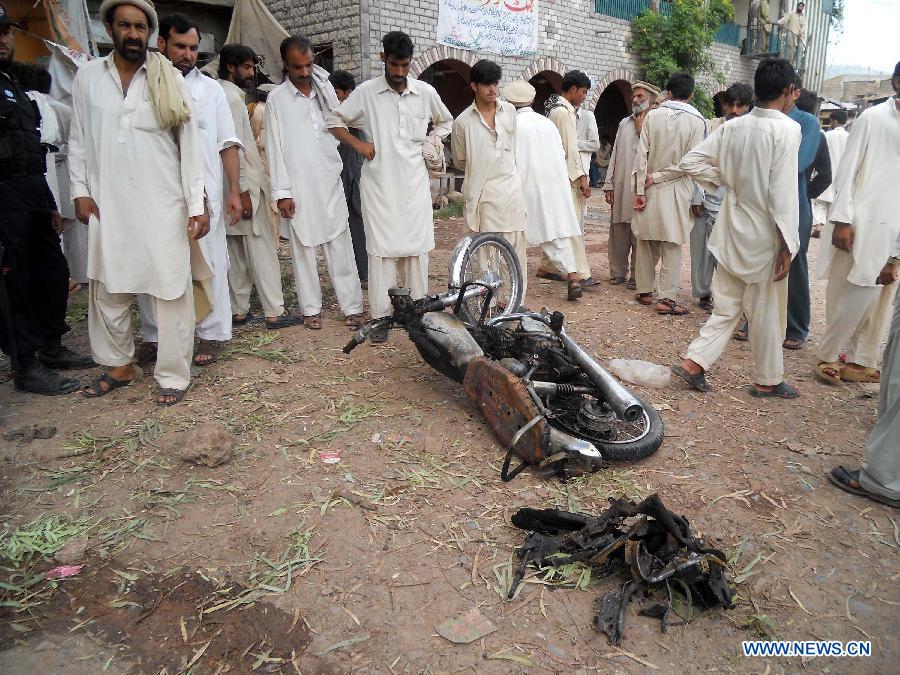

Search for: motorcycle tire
xmin=449 ymin=233 xmax=524 ymax=325
xmin=546 ymin=394 xmax=665 ymax=463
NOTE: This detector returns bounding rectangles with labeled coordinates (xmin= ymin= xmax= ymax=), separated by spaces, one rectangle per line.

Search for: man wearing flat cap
xmin=0 ymin=0 xmax=94 ymax=396
xmin=602 ymin=81 xmax=659 ymax=289
xmin=69 ymin=0 xmax=209 ymax=405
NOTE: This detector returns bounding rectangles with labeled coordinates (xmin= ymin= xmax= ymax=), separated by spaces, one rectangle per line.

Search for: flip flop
xmin=748 ymin=381 xmax=799 ymax=399
xmin=567 ymin=280 xmax=583 ymax=301
xmin=608 ymin=277 xmax=626 ymax=286
xmin=304 ymin=315 xmax=323 ymax=330
xmin=656 ymin=299 xmax=689 ymax=316
xmin=536 ymin=269 xmax=566 ymax=282
xmin=194 ymin=340 xmax=223 ymax=366
xmin=671 ymin=364 xmax=710 ymax=392
xmin=814 ymin=361 xmax=842 ymax=385
xmin=157 ymin=384 xmax=190 ymax=407
xmin=345 ymin=314 xmax=366 ymax=330
xmin=266 ymin=313 xmax=303 ymax=329
xmin=826 ymin=466 xmax=900 ymax=508
xmin=232 ymin=314 xmax=250 ymax=326
xmin=840 ymin=365 xmax=880 ymax=383
xmin=626 ymin=279 xmax=637 ymax=290
xmin=733 ymin=328 xmax=748 ymax=342
xmin=783 ymin=338 xmax=804 ymax=350
xmin=636 ymin=293 xmax=654 ymax=305
xmin=82 ymin=366 xmax=143 ymax=398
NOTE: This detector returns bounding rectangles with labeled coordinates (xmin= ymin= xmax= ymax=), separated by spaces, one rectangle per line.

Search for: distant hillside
xmin=825 ymin=64 xmax=891 ymax=79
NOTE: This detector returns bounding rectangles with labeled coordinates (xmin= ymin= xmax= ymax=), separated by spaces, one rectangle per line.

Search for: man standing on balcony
xmin=777 ymin=1 xmax=806 ymax=67
xmin=632 ymin=73 xmax=706 ymax=316
xmin=602 ymin=81 xmax=659 ymax=288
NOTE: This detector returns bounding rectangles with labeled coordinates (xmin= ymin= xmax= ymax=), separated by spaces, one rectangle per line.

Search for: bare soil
xmin=0 ymin=197 xmax=896 ymax=673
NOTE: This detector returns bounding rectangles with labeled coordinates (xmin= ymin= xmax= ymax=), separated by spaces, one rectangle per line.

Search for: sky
xmin=826 ymin=0 xmax=899 ymax=73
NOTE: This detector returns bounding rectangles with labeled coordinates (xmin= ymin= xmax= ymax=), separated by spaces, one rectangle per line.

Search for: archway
xmin=419 ymin=59 xmax=473 ymax=117
xmin=594 ymin=80 xmax=631 ymax=139
xmin=528 ymin=70 xmax=562 ymax=113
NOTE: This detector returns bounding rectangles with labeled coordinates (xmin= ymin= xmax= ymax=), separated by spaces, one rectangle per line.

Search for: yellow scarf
xmin=144 ymin=51 xmax=192 ymax=130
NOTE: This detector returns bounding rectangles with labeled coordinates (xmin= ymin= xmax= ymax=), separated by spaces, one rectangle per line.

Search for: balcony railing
xmin=596 ymin=1 xmax=739 ymax=47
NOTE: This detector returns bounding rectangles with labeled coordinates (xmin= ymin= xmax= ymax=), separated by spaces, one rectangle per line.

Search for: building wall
xmin=265 ymin=0 xmax=363 ymax=73
xmin=799 ymin=0 xmax=831 ymax=93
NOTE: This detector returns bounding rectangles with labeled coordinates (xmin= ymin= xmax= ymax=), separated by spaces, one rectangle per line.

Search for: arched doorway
xmin=594 ymin=80 xmax=631 ymax=139
xmin=418 ymin=59 xmax=472 ymax=117
xmin=528 ymin=70 xmax=562 ymax=113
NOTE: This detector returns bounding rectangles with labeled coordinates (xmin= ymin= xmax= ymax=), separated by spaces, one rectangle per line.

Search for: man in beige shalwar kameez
xmin=69 ymin=0 xmax=208 ymax=406
xmin=451 ymin=60 xmax=530 ymax=300
xmin=603 ymin=81 xmax=659 ymax=287
xmin=632 ymin=72 xmax=706 ymax=315
xmin=672 ymin=58 xmax=801 ymax=399
xmin=537 ymin=71 xmax=594 ymax=286
xmin=217 ymin=44 xmax=299 ymax=330
xmin=815 ymin=67 xmax=900 ymax=387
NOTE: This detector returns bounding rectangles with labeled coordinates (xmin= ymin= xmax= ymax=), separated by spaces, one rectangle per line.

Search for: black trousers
xmin=342 ymin=174 xmax=368 ymax=281
xmin=0 ymin=199 xmax=70 ymax=365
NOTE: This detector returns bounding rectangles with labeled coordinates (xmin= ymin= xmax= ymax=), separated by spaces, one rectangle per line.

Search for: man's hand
xmin=832 ymin=222 xmax=854 ymax=252
xmin=225 ymin=190 xmax=242 ymax=226
xmin=691 ymin=204 xmax=704 ymax=218
xmin=239 ymin=191 xmax=253 ymax=220
xmin=356 ymin=140 xmax=376 ymax=161
xmin=188 ymin=211 xmax=210 ymax=240
xmin=633 ymin=195 xmax=647 ymax=212
xmin=604 ymin=190 xmax=614 ymax=206
xmin=74 ymin=197 xmax=99 ymax=225
xmin=277 ymin=198 xmax=296 ymax=219
xmin=644 ymin=174 xmax=655 ymax=189
xmin=578 ymin=175 xmax=591 ymax=199
xmin=51 ymin=211 xmax=64 ymax=235
xmin=876 ymin=263 xmax=899 ymax=286
xmin=773 ymin=247 xmax=792 ymax=282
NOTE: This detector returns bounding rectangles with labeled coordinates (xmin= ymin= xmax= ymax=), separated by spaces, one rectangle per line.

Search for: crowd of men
xmin=0 ymin=0 xmax=897 ymax=506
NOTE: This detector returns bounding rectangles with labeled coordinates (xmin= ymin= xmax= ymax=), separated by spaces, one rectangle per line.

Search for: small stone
xmin=54 ymin=536 xmax=88 ymax=564
xmin=162 ymin=423 xmax=236 ymax=468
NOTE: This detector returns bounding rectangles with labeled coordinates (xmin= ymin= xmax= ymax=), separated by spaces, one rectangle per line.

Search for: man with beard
xmin=327 ymin=31 xmax=452 ymax=342
xmin=776 ymin=1 xmax=805 ymax=67
xmin=451 ymin=60 xmax=531 ymax=297
xmin=266 ymin=35 xmax=364 ymax=332
xmin=632 ymin=72 xmax=706 ymax=316
xmin=135 ymin=14 xmax=242 ymax=368
xmin=602 ymin=81 xmax=659 ymax=288
xmin=217 ymin=44 xmax=298 ymax=330
xmin=0 ymin=2 xmax=93 ymax=395
xmin=69 ymin=0 xmax=208 ymax=405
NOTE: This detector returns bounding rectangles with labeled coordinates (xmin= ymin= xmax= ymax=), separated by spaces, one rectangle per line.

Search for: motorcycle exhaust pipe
xmin=556 ymin=328 xmax=644 ymax=424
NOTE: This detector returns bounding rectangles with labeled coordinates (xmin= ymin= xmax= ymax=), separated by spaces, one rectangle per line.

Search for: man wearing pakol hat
xmin=0 ymin=1 xmax=94 ymax=396
xmin=136 ymin=13 xmax=243 ymax=368
xmin=602 ymin=80 xmax=658 ymax=289
xmin=632 ymin=72 xmax=706 ymax=316
xmin=504 ymin=79 xmax=583 ymax=301
xmin=70 ymin=0 xmax=210 ymax=405
xmin=451 ymin=60 xmax=529 ymax=299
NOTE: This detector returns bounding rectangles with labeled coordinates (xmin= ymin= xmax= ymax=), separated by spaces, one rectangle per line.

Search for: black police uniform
xmin=0 ymin=67 xmax=72 ymax=370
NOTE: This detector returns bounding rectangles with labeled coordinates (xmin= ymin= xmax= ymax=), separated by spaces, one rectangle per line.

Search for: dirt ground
xmin=1 ymin=197 xmax=897 ymax=674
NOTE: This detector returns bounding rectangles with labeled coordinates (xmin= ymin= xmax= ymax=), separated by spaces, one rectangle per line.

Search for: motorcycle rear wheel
xmin=449 ymin=233 xmax=524 ymax=325
xmin=545 ymin=393 xmax=664 ymax=462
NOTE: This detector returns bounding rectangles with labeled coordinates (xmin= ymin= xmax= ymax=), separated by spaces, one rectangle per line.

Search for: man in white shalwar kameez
xmin=776 ymin=2 xmax=806 ymax=67
xmin=327 ymin=31 xmax=452 ymax=342
xmin=671 ymin=58 xmax=801 ymax=399
xmin=266 ymin=36 xmax=364 ymax=331
xmin=70 ymin=0 xmax=209 ymax=405
xmin=814 ymin=67 xmax=900 ymax=387
xmin=603 ymin=81 xmax=659 ymax=287
xmin=217 ymin=44 xmax=300 ymax=330
xmin=504 ymin=80 xmax=584 ymax=302
xmin=538 ymin=71 xmax=593 ymax=286
xmin=812 ymin=110 xmax=849 ymax=254
xmin=451 ymin=60 xmax=530 ymax=301
xmin=576 ymin=106 xmax=600 ymax=196
xmin=136 ymin=14 xmax=242 ymax=367
xmin=632 ymin=72 xmax=706 ymax=315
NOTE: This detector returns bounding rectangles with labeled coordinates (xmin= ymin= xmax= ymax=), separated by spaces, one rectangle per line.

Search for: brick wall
xmin=264 ymin=0 xmax=757 ymax=111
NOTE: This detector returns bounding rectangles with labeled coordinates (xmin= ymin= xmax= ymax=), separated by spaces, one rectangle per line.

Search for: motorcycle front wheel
xmin=544 ymin=392 xmax=665 ymax=462
xmin=448 ymin=233 xmax=524 ymax=325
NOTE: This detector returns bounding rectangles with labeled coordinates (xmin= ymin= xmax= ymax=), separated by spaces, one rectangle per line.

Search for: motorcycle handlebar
xmin=343 ymin=319 xmax=391 ymax=354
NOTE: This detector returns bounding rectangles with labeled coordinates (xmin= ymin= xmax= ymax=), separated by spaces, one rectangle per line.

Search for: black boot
xmin=37 ymin=343 xmax=95 ymax=370
xmin=14 ymin=358 xmax=81 ymax=395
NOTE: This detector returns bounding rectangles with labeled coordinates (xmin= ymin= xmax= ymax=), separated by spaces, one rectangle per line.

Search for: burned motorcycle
xmin=344 ymin=233 xmax=664 ymax=480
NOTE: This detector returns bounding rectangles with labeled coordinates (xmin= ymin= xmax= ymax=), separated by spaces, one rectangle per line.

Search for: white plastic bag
xmin=608 ymin=359 xmax=671 ymax=389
